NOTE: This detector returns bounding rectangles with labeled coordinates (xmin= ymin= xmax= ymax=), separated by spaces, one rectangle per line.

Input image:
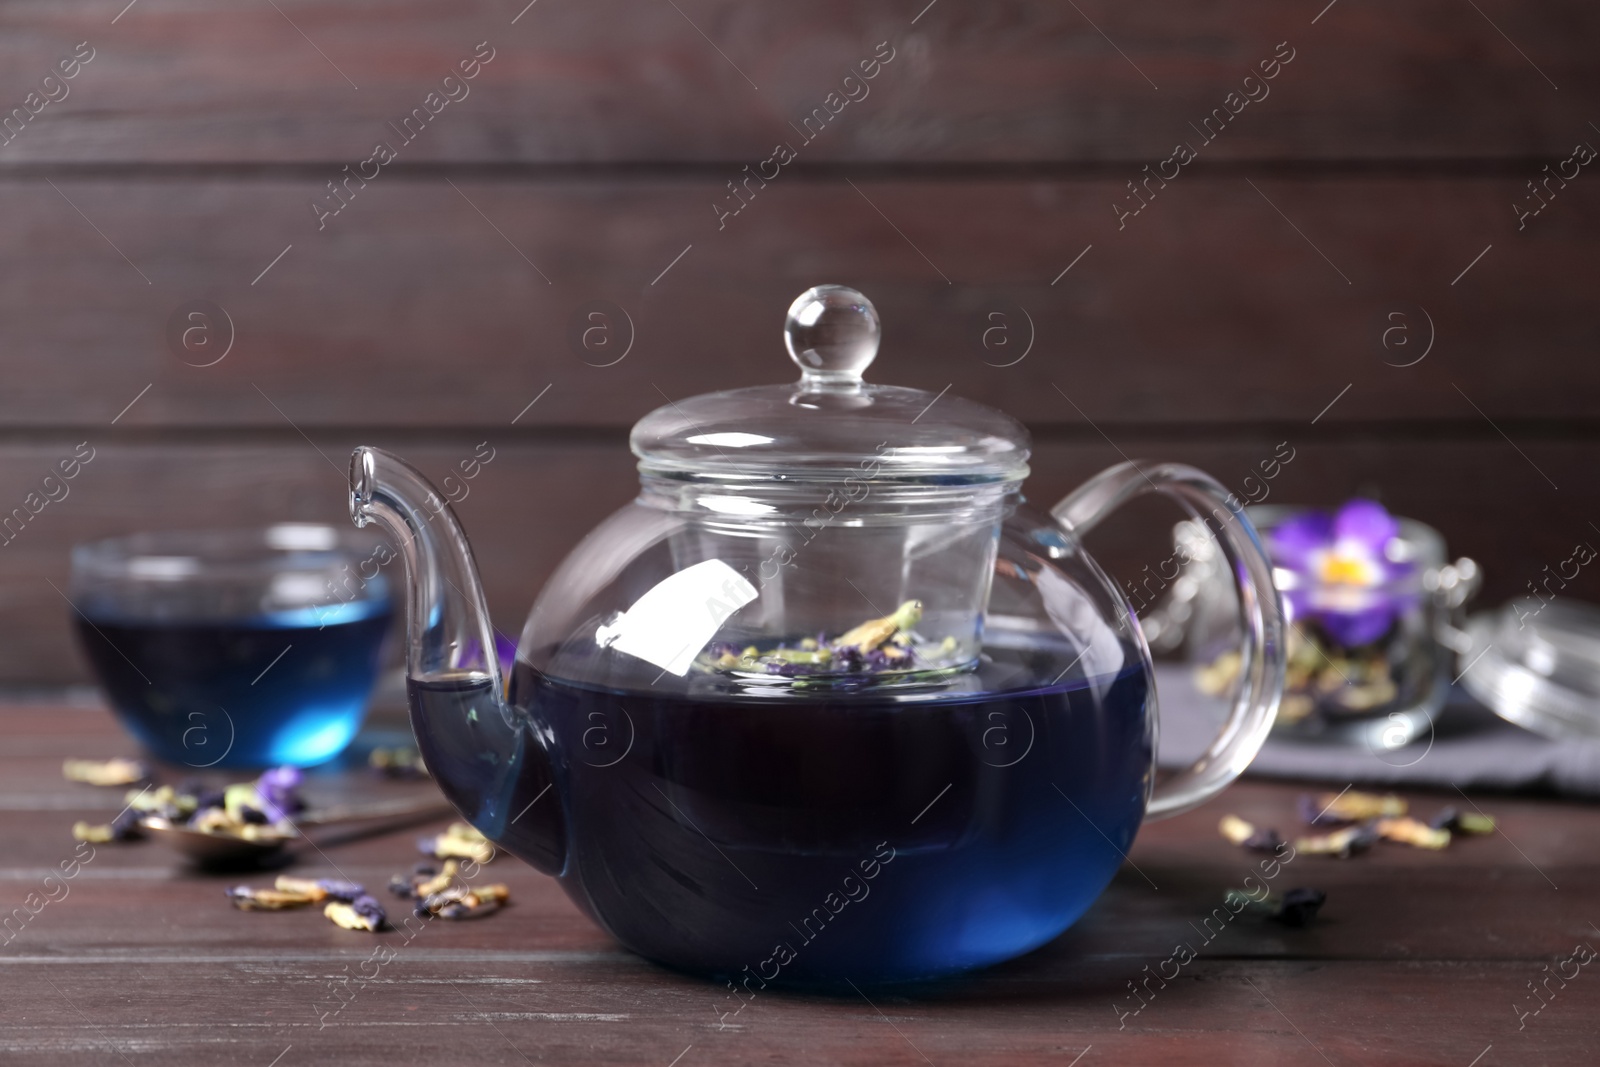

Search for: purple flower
xmin=494 ymin=633 xmax=518 ymax=674
xmin=349 ymin=893 xmax=388 ymax=929
xmin=316 ymin=879 xmax=366 ymax=903
xmin=1269 ymin=499 xmax=1413 ymax=647
xmin=253 ymin=766 xmax=305 ymax=823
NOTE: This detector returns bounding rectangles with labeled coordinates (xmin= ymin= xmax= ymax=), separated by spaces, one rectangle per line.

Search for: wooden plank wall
xmin=1 ymin=0 xmax=1596 ymax=682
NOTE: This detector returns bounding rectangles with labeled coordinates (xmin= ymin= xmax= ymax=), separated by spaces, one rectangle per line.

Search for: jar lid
xmin=1458 ymin=598 xmax=1600 ymax=740
xmin=631 ymin=286 xmax=1031 ymax=484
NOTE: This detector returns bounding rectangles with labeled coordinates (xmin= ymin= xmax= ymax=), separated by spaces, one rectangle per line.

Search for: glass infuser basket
xmin=348 ymin=285 xmax=1286 ymax=983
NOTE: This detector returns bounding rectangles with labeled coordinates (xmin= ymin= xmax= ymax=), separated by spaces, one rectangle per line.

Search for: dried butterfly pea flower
xmin=351 ymin=894 xmax=387 ymax=926
xmin=127 ymin=784 xmax=197 ymax=822
xmin=1222 ymin=886 xmax=1327 ymax=927
xmin=72 ymin=805 xmax=147 ymax=844
xmin=189 ymin=806 xmax=292 ymax=842
xmin=273 ymin=876 xmax=367 ymax=903
xmin=391 ymin=861 xmax=446 ymax=898
xmin=254 ymin=767 xmax=305 ymax=823
xmin=325 ymin=893 xmax=386 ymax=932
xmin=110 ymin=807 xmax=145 ymax=841
xmin=1218 ymin=815 xmax=1256 ymax=846
xmin=1298 ymin=790 xmax=1405 ymax=826
xmin=435 ymin=895 xmax=506 ymax=921
xmin=1244 ymin=827 xmax=1284 ymax=852
xmin=697 ymin=601 xmax=960 ymax=679
xmin=389 ymin=860 xmax=452 ymax=899
xmin=227 ymin=885 xmax=319 ymax=910
xmin=62 ymin=757 xmax=150 ymax=787
xmin=834 ymin=600 xmax=923 ymax=653
xmin=864 ymin=644 xmax=914 ymax=671
xmin=1428 ymin=807 xmax=1496 ymax=834
xmin=766 ymin=647 xmax=834 ymax=666
xmin=189 ymin=808 xmax=233 ymax=834
xmin=223 ymin=783 xmax=269 ymax=825
xmin=1294 ymin=822 xmax=1380 ymax=858
xmin=315 ymin=879 xmax=366 ymax=903
xmin=273 ymin=876 xmax=330 ymax=902
xmin=419 ymin=822 xmax=494 ymax=864
xmin=1374 ymin=816 xmax=1451 ymax=850
xmin=186 ymin=785 xmax=228 ymax=814
xmin=1218 ymin=815 xmax=1284 ymax=852
xmin=417 ymin=883 xmax=510 ymax=920
xmin=415 ymin=861 xmax=459 ymax=898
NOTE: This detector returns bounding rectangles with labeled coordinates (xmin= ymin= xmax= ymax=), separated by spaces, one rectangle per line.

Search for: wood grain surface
xmin=1 ymin=701 xmax=1596 ymax=1065
xmin=2 ymin=175 xmax=1596 ymax=428
xmin=1 ymin=0 xmax=1596 ymax=164
xmin=0 ymin=0 xmax=1595 ymax=692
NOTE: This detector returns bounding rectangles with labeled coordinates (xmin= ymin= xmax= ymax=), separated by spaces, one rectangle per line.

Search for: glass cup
xmin=69 ymin=524 xmax=394 ymax=768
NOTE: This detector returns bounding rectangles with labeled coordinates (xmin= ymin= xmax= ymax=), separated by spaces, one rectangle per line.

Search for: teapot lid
xmin=631 ymin=286 xmax=1031 ymax=484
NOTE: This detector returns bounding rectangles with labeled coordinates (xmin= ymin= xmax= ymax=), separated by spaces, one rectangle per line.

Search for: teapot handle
xmin=1052 ymin=461 xmax=1286 ymax=820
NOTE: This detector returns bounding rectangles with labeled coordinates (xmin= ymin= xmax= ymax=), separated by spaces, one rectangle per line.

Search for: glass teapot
xmin=349 ymin=285 xmax=1285 ymax=984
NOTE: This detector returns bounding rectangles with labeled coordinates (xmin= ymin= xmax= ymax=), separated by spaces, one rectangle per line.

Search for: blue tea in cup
xmin=70 ymin=524 xmax=394 ymax=768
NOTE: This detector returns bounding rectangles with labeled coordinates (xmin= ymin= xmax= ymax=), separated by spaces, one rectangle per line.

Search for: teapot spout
xmin=349 ymin=446 xmax=502 ymax=687
xmin=348 ymin=446 xmax=565 ymax=874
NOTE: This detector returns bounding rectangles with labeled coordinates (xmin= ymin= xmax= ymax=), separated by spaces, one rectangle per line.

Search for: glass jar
xmin=1160 ymin=503 xmax=1477 ymax=746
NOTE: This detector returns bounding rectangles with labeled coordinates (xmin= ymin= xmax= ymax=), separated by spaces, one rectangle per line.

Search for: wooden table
xmin=3 ymin=699 xmax=1597 ymax=1066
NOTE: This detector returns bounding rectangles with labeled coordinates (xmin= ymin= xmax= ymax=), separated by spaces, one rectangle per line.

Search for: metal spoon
xmin=143 ymin=796 xmax=455 ymax=868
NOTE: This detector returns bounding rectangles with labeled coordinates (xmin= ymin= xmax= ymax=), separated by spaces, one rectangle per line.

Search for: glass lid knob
xmin=784 ymin=285 xmax=879 ymax=389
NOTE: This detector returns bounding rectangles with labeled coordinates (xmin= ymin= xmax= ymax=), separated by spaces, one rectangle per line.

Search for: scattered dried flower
xmin=227 ymin=885 xmax=319 ymax=910
xmin=127 ymin=784 xmax=197 ymax=821
xmin=834 ymin=600 xmax=923 ymax=653
xmin=314 ymin=879 xmax=367 ymax=903
xmin=1218 ymin=815 xmax=1284 ymax=852
xmin=1223 ymin=886 xmax=1327 ymax=927
xmin=189 ymin=806 xmax=292 ymax=842
xmin=110 ymin=807 xmax=144 ymax=840
xmin=228 ymin=876 xmax=373 ymax=918
xmin=71 ymin=807 xmax=146 ymax=844
xmin=1294 ymin=822 xmax=1380 ymax=858
xmin=419 ymin=822 xmax=494 ymax=864
xmin=415 ymin=861 xmax=458 ymax=898
xmin=1375 ymin=816 xmax=1451 ymax=850
xmin=1219 ymin=814 xmax=1253 ymax=844
xmin=254 ymin=767 xmax=305 ymax=823
xmin=1299 ymin=790 xmax=1405 ymax=826
xmin=1429 ymin=807 xmax=1496 ymax=834
xmin=325 ymin=893 xmax=386 ymax=932
xmin=272 ymin=876 xmax=367 ymax=903
xmin=62 ymin=757 xmax=149 ymax=787
xmin=417 ymin=883 xmax=510 ymax=920
xmin=694 ymin=600 xmax=961 ymax=679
